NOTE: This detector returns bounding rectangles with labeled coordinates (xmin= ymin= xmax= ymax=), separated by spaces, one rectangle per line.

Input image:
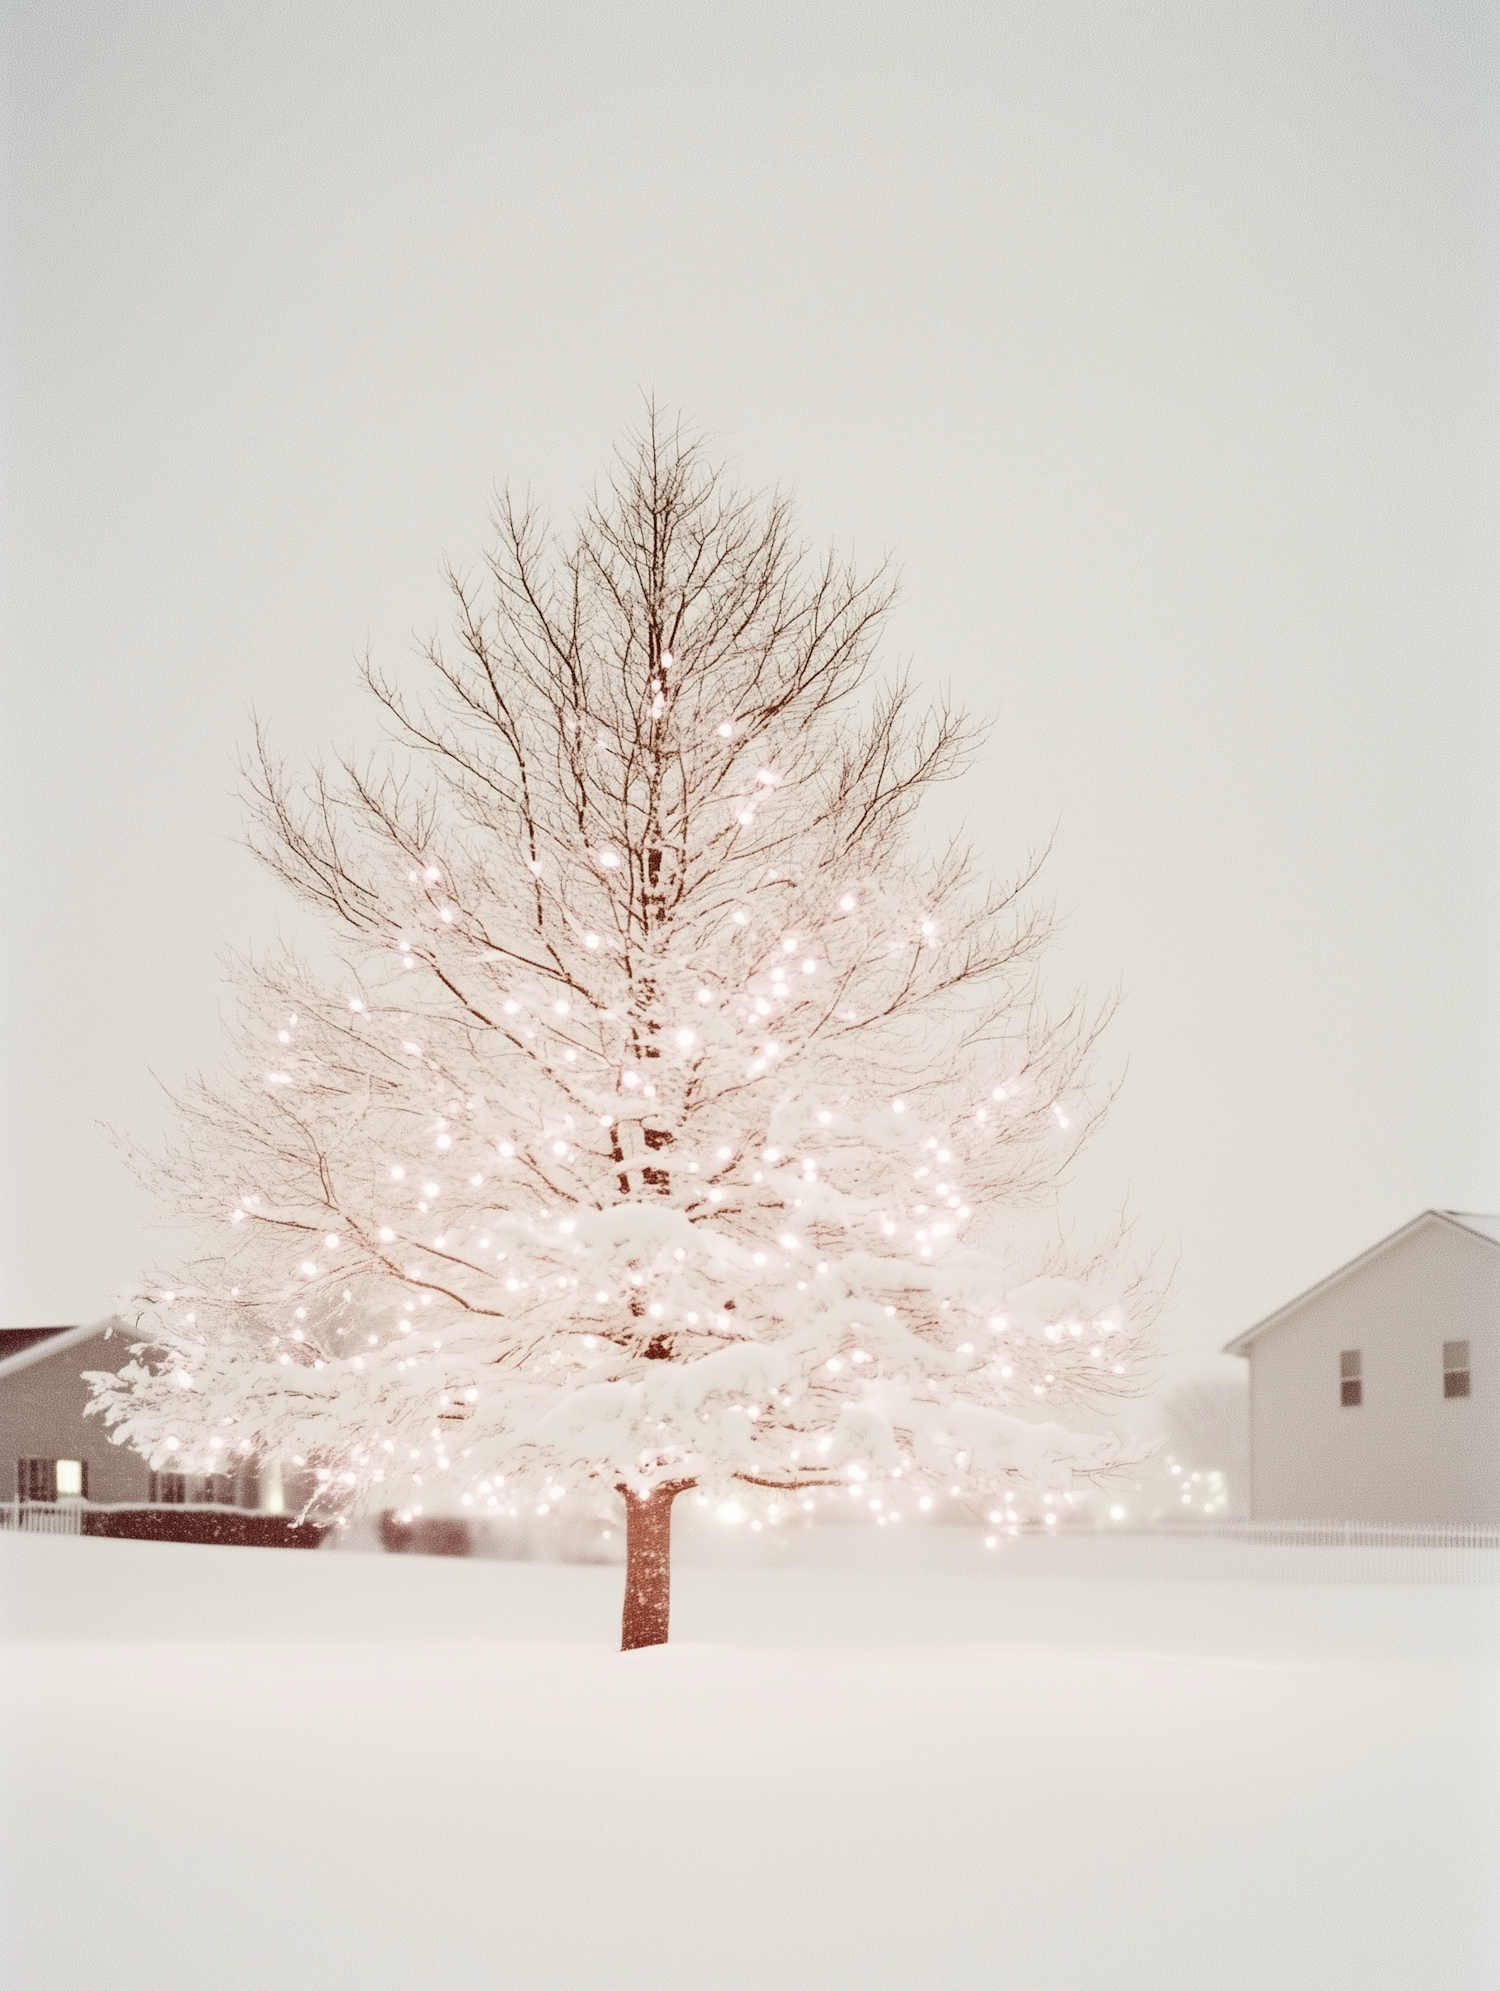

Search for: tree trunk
xmin=619 ymin=1480 xmax=694 ymax=1651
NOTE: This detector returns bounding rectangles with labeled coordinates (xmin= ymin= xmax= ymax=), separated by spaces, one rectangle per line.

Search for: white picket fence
xmin=3 ymin=1498 xmax=1497 ymax=1580
xmin=0 ymin=1500 xmax=84 ymax=1536
xmin=1110 ymin=1519 xmax=1500 ymax=1550
xmin=977 ymin=1517 xmax=1500 ymax=1584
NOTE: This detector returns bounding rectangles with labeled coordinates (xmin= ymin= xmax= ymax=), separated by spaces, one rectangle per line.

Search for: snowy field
xmin=2 ymin=1530 xmax=1497 ymax=1991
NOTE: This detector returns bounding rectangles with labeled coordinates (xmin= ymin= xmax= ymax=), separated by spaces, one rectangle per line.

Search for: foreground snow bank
xmin=1 ymin=1534 xmax=1496 ymax=1991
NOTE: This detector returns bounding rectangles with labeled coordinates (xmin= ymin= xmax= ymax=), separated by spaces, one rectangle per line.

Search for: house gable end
xmin=1222 ymin=1212 xmax=1500 ymax=1357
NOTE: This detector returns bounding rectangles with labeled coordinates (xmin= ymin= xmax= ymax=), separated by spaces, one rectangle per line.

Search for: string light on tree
xmin=88 ymin=410 xmax=1154 ymax=1652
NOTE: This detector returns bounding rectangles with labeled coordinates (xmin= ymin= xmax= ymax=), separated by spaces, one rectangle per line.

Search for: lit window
xmin=1339 ymin=1349 xmax=1362 ymax=1408
xmin=1443 ymin=1340 xmax=1471 ymax=1399
xmin=16 ymin=1458 xmax=88 ymax=1502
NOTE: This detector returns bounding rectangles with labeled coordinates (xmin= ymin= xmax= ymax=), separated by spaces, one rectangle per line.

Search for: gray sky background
xmin=2 ymin=1 xmax=1496 ymax=1405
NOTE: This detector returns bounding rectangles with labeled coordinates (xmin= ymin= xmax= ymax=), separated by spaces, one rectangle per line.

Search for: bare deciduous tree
xmin=1154 ymin=1374 xmax=1249 ymax=1519
xmin=90 ymin=411 xmax=1152 ymax=1648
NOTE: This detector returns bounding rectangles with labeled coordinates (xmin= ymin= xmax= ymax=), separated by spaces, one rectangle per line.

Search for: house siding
xmin=0 ymin=1327 xmax=152 ymax=1504
xmin=1247 ymin=1218 xmax=1500 ymax=1523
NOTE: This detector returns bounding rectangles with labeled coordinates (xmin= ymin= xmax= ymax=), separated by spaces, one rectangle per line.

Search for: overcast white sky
xmin=2 ymin=1 xmax=1496 ymax=1393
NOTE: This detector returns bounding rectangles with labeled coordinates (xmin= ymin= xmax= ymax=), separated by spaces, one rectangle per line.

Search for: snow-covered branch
xmin=91 ymin=408 xmax=1155 ymax=1543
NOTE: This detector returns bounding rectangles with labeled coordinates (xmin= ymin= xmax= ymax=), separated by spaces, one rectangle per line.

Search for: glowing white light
xmin=423 ymin=1182 xmax=439 ymax=1197
xmin=839 ymin=893 xmax=856 ymax=911
xmin=349 ymin=998 xmax=364 ymax=1012
xmin=732 ymin=910 xmax=750 ymax=925
xmin=424 ymin=866 xmax=441 ymax=883
xmin=583 ymin=932 xmax=600 ymax=949
xmin=597 ymin=847 xmax=622 ymax=870
xmin=756 ymin=767 xmax=779 ymax=785
xmin=826 ymin=1357 xmax=843 ymax=1372
xmin=391 ymin=1166 xmax=405 ymax=1181
xmin=718 ymin=721 xmax=733 ymax=738
xmin=676 ymin=1028 xmax=695 ymax=1049
xmin=553 ymin=998 xmax=570 ymax=1015
xmin=891 ymin=1099 xmax=905 ymax=1113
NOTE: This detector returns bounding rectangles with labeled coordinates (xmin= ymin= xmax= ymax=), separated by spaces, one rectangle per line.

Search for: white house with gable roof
xmin=1223 ymin=1211 xmax=1500 ymax=1524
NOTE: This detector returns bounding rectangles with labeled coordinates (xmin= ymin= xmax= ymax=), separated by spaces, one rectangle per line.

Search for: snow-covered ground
xmin=2 ymin=1531 xmax=1496 ymax=1991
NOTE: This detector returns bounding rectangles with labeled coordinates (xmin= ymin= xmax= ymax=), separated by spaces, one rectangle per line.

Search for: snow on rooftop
xmin=0 ymin=1316 xmax=120 ymax=1381
xmin=1443 ymin=1210 xmax=1500 ymax=1247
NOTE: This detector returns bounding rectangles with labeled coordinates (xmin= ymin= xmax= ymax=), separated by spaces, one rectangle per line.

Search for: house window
xmin=1339 ymin=1350 xmax=1362 ymax=1407
xmin=16 ymin=1459 xmax=89 ymax=1502
xmin=146 ymin=1470 xmax=235 ymax=1505
xmin=1443 ymin=1340 xmax=1471 ymax=1399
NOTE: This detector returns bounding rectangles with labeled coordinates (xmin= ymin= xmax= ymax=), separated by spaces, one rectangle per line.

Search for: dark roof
xmin=0 ymin=1319 xmax=121 ymax=1381
xmin=0 ymin=1326 xmax=75 ymax=1363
